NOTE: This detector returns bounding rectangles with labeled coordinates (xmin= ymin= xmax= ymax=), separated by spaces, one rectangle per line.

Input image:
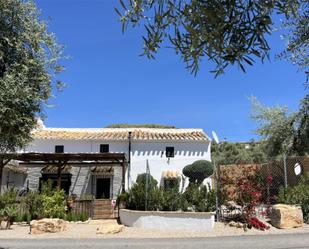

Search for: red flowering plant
xmin=219 ymin=164 xmax=274 ymax=230
xmin=235 ymin=174 xmax=270 ymax=230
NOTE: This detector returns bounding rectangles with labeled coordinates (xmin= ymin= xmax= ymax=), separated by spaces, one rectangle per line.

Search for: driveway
xmin=1 ymin=233 xmax=309 ymax=249
xmin=2 ymin=221 xmax=309 ymax=239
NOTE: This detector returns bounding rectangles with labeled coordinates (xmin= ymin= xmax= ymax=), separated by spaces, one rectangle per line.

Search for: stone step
xmin=93 ymin=210 xmax=113 ymax=214
xmin=93 ymin=203 xmax=112 ymax=207
xmin=94 ymin=199 xmax=111 ymax=204
xmin=92 ymin=214 xmax=114 ymax=219
xmin=93 ymin=209 xmax=114 ymax=213
xmin=93 ymin=210 xmax=114 ymax=215
xmin=93 ymin=204 xmax=113 ymax=208
xmin=91 ymin=199 xmax=116 ymax=219
xmin=93 ymin=206 xmax=113 ymax=211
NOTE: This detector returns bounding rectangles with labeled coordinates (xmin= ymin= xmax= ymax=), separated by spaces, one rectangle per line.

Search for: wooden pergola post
xmin=0 ymin=158 xmax=11 ymax=194
xmin=57 ymin=164 xmax=62 ymax=190
xmin=121 ymin=161 xmax=125 ymax=193
xmin=56 ymin=161 xmax=67 ymax=191
xmin=0 ymin=160 xmax=3 ymax=194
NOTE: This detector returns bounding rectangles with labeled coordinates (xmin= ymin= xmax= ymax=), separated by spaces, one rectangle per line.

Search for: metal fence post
xmin=283 ymin=154 xmax=288 ymax=188
xmin=145 ymin=159 xmax=150 ymax=211
xmin=266 ymin=162 xmax=270 ymax=205
xmin=214 ymin=159 xmax=220 ymax=221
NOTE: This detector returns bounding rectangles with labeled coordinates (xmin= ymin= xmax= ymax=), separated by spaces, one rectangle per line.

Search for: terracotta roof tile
xmin=31 ymin=128 xmax=210 ymax=142
xmin=161 ymin=170 xmax=181 ymax=179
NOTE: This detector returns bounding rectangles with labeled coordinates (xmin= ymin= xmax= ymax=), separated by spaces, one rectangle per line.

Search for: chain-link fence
xmin=133 ymin=156 xmax=309 ymax=215
xmin=216 ymin=155 xmax=309 ymax=221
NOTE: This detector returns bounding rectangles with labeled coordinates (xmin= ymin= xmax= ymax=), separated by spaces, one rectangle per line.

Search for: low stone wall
xmin=119 ymin=209 xmax=215 ymax=231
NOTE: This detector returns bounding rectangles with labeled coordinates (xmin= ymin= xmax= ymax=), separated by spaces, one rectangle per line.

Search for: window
xmin=55 ymin=145 xmax=64 ymax=153
xmin=39 ymin=174 xmax=71 ymax=194
xmin=166 ymin=147 xmax=174 ymax=158
xmin=100 ymin=144 xmax=109 ymax=153
xmin=164 ymin=179 xmax=179 ymax=191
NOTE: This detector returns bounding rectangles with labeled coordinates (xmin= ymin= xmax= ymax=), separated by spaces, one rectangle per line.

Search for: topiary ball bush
xmin=183 ymin=160 xmax=213 ymax=184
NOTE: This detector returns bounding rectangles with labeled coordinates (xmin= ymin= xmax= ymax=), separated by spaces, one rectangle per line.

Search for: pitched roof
xmin=31 ymin=127 xmax=209 ymax=142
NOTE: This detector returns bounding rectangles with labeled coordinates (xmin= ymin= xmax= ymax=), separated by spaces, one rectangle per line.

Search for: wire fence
xmin=138 ymin=156 xmax=309 ymax=216
xmin=216 ymin=155 xmax=309 ymax=221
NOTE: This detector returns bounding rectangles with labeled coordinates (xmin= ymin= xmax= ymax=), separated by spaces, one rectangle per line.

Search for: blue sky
xmin=36 ymin=0 xmax=306 ymax=142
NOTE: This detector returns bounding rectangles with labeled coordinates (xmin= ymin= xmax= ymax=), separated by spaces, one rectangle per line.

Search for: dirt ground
xmin=0 ymin=220 xmax=309 ymax=239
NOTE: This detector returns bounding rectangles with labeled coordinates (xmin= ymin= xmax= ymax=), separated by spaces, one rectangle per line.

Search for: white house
xmin=1 ymin=124 xmax=211 ymax=200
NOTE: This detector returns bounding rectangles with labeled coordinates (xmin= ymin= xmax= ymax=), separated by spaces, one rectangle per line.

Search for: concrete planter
xmin=119 ymin=209 xmax=215 ymax=231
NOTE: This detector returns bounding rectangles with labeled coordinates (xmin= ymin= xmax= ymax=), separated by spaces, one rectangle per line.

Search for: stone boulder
xmin=96 ymin=224 xmax=124 ymax=234
xmin=270 ymin=204 xmax=303 ymax=229
xmin=228 ymin=221 xmax=245 ymax=229
xmin=30 ymin=218 xmax=67 ymax=234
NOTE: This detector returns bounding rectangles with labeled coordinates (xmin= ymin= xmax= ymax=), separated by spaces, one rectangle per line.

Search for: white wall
xmin=119 ymin=209 xmax=215 ymax=231
xmin=129 ymin=141 xmax=211 ymax=188
xmin=25 ymin=139 xmax=211 ymax=190
xmin=1 ymin=169 xmax=26 ymax=193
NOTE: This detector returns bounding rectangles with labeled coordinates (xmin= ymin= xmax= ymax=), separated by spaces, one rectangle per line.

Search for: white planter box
xmin=119 ymin=209 xmax=215 ymax=231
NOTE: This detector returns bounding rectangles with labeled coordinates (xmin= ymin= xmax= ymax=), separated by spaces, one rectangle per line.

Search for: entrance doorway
xmin=96 ymin=178 xmax=110 ymax=199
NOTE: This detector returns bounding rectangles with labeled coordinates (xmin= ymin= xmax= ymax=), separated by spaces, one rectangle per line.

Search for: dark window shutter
xmin=55 ymin=145 xmax=64 ymax=153
xmin=100 ymin=144 xmax=109 ymax=153
xmin=166 ymin=147 xmax=174 ymax=158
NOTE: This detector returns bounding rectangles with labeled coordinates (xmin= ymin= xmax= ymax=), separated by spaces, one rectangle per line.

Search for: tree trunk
xmin=0 ymin=160 xmax=3 ymax=194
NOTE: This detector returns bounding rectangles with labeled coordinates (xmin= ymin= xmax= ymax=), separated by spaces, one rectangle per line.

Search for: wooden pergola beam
xmin=18 ymin=161 xmax=123 ymax=166
xmin=0 ymin=152 xmax=126 ymax=162
xmin=0 ymin=152 xmax=127 ymax=194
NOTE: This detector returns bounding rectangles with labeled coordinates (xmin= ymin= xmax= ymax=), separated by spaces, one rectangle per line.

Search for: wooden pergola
xmin=0 ymin=152 xmax=127 ymax=193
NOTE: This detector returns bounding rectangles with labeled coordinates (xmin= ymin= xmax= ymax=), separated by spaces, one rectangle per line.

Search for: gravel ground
xmin=0 ymin=220 xmax=308 ymax=239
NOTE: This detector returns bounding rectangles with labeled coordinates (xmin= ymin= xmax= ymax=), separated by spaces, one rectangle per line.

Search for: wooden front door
xmin=96 ymin=178 xmax=110 ymax=199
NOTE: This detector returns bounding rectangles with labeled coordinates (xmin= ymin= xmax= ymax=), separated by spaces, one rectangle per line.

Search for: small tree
xmin=183 ymin=160 xmax=213 ymax=185
xmin=0 ymin=188 xmax=18 ymax=229
xmin=126 ymin=173 xmax=161 ymax=211
xmin=0 ymin=0 xmax=64 ymax=153
xmin=136 ymin=173 xmax=158 ymax=188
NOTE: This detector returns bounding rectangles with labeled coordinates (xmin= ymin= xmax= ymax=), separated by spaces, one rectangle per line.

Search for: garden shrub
xmin=163 ymin=178 xmax=180 ymax=191
xmin=160 ymin=189 xmax=183 ymax=211
xmin=0 ymin=188 xmax=18 ymax=208
xmin=116 ymin=192 xmax=130 ymax=207
xmin=41 ymin=189 xmax=67 ymax=218
xmin=0 ymin=182 xmax=68 ymax=222
xmin=225 ymin=173 xmax=271 ymax=231
xmin=13 ymin=212 xmax=32 ymax=223
xmin=126 ymin=174 xmax=161 ymax=211
xmin=22 ymin=190 xmax=44 ymax=219
xmin=0 ymin=188 xmax=19 ymax=227
xmin=278 ymin=173 xmax=309 ymax=223
xmin=183 ymin=184 xmax=216 ymax=212
xmin=65 ymin=212 xmax=89 ymax=222
xmin=136 ymin=173 xmax=158 ymax=187
xmin=14 ymin=213 xmax=24 ymax=223
xmin=38 ymin=180 xmax=67 ymax=218
xmin=21 ymin=181 xmax=67 ymax=219
xmin=0 ymin=205 xmax=18 ymax=229
xmin=122 ymin=173 xmax=216 ymax=212
xmin=183 ymin=160 xmax=213 ymax=185
xmin=78 ymin=212 xmax=89 ymax=222
xmin=219 ymin=164 xmax=262 ymax=201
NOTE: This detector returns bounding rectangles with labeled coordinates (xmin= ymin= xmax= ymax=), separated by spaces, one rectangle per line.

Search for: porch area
xmin=0 ymin=152 xmax=127 ymax=219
